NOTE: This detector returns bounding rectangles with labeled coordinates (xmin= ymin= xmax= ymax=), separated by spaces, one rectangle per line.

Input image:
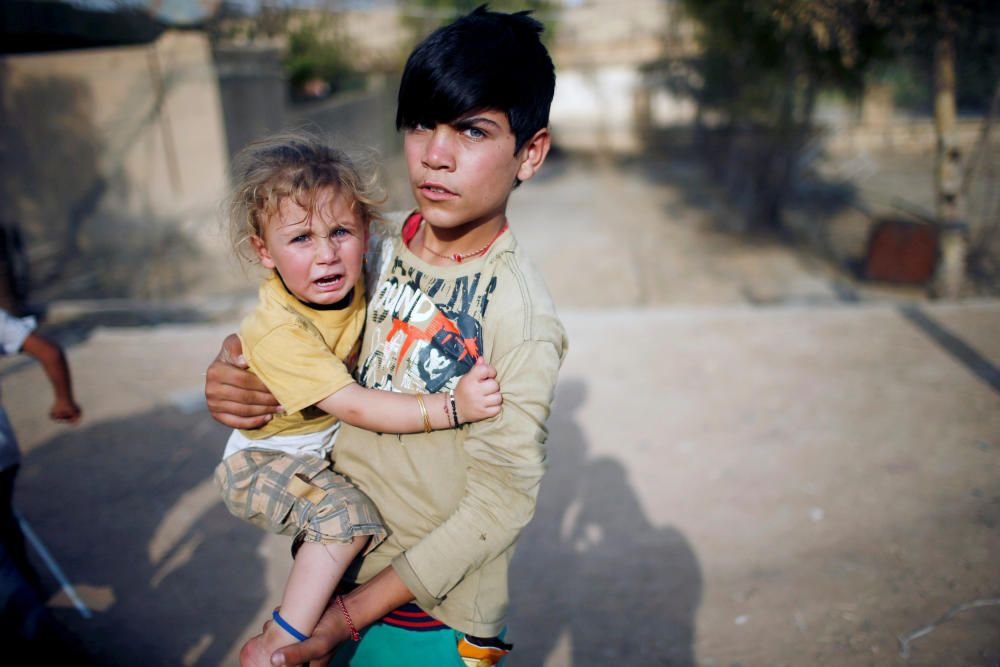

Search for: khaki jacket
xmin=332 ymin=213 xmax=568 ymax=636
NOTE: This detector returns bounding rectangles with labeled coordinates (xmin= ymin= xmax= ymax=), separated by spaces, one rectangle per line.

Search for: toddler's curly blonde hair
xmin=228 ymin=131 xmax=385 ymax=262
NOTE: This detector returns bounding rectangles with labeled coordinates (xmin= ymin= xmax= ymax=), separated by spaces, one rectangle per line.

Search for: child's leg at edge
xmin=241 ymin=536 xmax=368 ymax=666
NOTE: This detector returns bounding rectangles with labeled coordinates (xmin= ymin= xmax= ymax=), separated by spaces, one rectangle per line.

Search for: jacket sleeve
xmin=390 ymin=325 xmax=566 ymax=609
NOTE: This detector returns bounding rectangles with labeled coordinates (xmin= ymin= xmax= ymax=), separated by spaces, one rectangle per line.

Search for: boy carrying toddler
xmin=206 ymin=6 xmax=567 ymax=665
xmin=216 ymin=134 xmax=502 ymax=666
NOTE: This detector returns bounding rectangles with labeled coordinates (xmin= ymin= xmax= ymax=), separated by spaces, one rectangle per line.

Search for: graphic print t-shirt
xmin=359 ymin=217 xmax=502 ymax=395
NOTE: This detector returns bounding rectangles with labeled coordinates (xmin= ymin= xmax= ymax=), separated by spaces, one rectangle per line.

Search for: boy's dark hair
xmin=396 ymin=4 xmax=555 ymax=153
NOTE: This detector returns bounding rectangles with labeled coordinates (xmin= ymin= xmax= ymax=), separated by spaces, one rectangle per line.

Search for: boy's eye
xmin=463 ymin=126 xmax=487 ymax=140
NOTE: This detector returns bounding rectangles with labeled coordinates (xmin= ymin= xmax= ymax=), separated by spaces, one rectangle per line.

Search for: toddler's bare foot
xmin=240 ymin=625 xmax=298 ymax=667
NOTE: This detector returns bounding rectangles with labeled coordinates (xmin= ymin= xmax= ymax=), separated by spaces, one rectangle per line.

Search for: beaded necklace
xmin=420 ymin=221 xmax=509 ymax=263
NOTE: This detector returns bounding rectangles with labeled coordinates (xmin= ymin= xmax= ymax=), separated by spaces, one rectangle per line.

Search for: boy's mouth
xmin=419 ymin=182 xmax=457 ymax=200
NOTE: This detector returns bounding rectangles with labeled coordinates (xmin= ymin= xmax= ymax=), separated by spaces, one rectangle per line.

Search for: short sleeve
xmin=0 ymin=310 xmax=36 ymax=356
xmin=242 ymin=324 xmax=357 ymax=414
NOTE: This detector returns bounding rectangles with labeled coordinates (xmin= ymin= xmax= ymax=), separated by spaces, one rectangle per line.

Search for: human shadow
xmin=509 ymin=379 xmax=702 ymax=665
xmin=16 ymin=406 xmax=267 ymax=666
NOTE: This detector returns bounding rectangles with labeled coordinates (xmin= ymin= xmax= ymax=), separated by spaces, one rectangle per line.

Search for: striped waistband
xmin=381 ymin=603 xmax=448 ymax=631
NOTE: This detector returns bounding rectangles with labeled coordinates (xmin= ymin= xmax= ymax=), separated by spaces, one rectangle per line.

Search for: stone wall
xmin=0 ymin=30 xmax=238 ymax=307
xmin=287 ymin=75 xmax=400 ymax=158
xmin=822 ymin=118 xmax=985 ymax=156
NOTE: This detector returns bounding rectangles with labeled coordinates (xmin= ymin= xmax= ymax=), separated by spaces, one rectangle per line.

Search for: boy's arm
xmin=272 ymin=567 xmax=414 ymax=667
xmin=20 ymin=333 xmax=81 ymax=423
xmin=270 ymin=327 xmax=566 ymax=667
xmin=205 ymin=334 xmax=282 ymax=429
xmin=389 ymin=333 xmax=564 ymax=607
xmin=316 ymin=358 xmax=500 ymax=433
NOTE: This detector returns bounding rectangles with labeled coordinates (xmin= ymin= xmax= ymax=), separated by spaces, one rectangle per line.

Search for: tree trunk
xmin=932 ymin=5 xmax=966 ymax=298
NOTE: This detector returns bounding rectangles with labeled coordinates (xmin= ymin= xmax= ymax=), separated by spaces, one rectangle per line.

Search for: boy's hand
xmin=204 ymin=334 xmax=282 ymax=429
xmin=50 ymin=398 xmax=81 ymax=424
xmin=454 ymin=357 xmax=502 ymax=424
xmin=267 ymin=606 xmax=346 ymax=667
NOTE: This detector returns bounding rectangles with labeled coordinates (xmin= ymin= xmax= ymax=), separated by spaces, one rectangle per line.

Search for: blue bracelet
xmin=272 ymin=609 xmax=309 ymax=642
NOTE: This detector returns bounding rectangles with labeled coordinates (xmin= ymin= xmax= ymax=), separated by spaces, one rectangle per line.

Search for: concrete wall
xmin=288 ymin=75 xmax=401 ymax=157
xmin=214 ymin=45 xmax=286 ymax=159
xmin=822 ymin=118 xmax=986 ymax=156
xmin=551 ymin=65 xmax=697 ymax=154
xmin=0 ymin=30 xmax=240 ymax=306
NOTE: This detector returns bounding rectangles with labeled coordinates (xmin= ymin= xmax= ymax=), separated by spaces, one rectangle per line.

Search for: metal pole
xmin=15 ymin=511 xmax=92 ymax=619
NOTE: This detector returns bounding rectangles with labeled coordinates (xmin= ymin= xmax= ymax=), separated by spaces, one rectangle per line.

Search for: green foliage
xmin=681 ymin=0 xmax=890 ymax=126
xmin=283 ymin=17 xmax=360 ymax=96
xmin=869 ymin=0 xmax=1000 ymax=113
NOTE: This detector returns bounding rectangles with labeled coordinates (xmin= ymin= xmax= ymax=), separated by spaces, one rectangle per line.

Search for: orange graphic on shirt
xmin=386 ymin=310 xmax=478 ymax=376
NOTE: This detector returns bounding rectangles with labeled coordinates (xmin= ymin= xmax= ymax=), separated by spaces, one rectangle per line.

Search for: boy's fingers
xmin=207 ymin=363 xmax=272 ymax=395
xmin=214 ymin=413 xmax=272 ymax=430
xmin=205 ymin=390 xmax=280 ymax=415
xmin=271 ymin=637 xmax=331 ymax=666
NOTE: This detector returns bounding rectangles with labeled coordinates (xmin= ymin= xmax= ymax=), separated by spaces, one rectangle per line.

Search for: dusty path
xmin=3 ymin=155 xmax=998 ymax=666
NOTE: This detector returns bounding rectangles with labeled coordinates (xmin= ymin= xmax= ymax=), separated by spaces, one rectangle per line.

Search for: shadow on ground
xmin=510 ymin=380 xmax=703 ymax=665
xmin=17 ymin=406 xmax=266 ymax=667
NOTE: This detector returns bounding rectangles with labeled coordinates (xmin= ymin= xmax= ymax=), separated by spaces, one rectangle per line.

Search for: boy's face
xmin=250 ymin=186 xmax=367 ymax=306
xmin=403 ymin=109 xmax=548 ymax=232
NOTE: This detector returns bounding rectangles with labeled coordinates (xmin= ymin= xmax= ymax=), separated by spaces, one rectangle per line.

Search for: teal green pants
xmin=329 ymin=623 xmax=507 ymax=667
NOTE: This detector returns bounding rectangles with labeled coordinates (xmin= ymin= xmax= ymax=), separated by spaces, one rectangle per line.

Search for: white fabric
xmin=223 ymin=420 xmax=341 ymax=460
xmin=0 ymin=310 xmax=35 ymax=356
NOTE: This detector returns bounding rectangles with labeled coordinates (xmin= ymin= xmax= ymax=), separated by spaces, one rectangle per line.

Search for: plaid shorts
xmin=215 ymin=448 xmax=386 ymax=551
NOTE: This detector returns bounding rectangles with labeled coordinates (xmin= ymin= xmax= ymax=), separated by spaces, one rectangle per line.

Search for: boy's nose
xmin=422 ymin=129 xmax=456 ymax=170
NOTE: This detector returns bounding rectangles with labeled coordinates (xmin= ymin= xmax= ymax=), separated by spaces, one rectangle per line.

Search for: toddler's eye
xmin=332 ymin=227 xmax=351 ymax=238
xmin=291 ymin=234 xmax=310 ymax=243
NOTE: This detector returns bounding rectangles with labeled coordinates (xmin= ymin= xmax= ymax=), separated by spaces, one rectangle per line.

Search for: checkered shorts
xmin=215 ymin=448 xmax=386 ymax=551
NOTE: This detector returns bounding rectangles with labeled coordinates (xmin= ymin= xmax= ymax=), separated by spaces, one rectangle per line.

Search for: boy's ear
xmin=515 ymin=128 xmax=551 ymax=184
xmin=249 ymin=234 xmax=276 ymax=269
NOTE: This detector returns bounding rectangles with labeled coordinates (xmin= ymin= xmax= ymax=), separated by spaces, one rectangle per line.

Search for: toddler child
xmin=215 ymin=133 xmax=501 ymax=666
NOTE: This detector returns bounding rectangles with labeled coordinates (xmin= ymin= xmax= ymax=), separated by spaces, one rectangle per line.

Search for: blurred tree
xmin=864 ymin=0 xmax=999 ymax=296
xmin=284 ymin=14 xmax=361 ymax=99
xmin=679 ymin=0 xmax=999 ymax=296
xmin=679 ymin=0 xmax=890 ymax=233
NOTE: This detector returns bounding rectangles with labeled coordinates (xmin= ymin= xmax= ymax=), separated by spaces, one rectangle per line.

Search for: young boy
xmin=0 ymin=308 xmax=82 ymax=642
xmin=205 ymin=7 xmax=567 ymax=666
xmin=217 ymin=134 xmax=502 ymax=666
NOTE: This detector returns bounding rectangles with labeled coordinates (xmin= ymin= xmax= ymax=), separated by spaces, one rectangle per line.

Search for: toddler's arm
xmin=20 ymin=332 xmax=81 ymax=424
xmin=316 ymin=357 xmax=501 ymax=433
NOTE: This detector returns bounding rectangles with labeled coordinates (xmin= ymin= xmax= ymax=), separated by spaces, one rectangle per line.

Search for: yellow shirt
xmin=238 ymin=273 xmax=365 ymax=439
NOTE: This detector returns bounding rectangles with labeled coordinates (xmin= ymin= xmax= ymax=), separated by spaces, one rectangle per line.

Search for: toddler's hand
xmin=50 ymin=398 xmax=82 ymax=424
xmin=454 ymin=357 xmax=502 ymax=424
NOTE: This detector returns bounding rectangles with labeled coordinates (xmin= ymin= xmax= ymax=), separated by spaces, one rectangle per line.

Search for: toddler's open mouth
xmin=315 ymin=274 xmax=343 ymax=287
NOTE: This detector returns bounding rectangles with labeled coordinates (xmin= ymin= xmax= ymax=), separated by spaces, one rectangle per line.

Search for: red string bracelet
xmin=335 ymin=595 xmax=360 ymax=642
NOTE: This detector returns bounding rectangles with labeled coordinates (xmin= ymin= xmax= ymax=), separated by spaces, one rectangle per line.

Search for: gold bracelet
xmin=416 ymin=395 xmax=431 ymax=433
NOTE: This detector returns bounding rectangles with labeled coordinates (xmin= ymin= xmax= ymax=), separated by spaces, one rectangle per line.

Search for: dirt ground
xmin=3 ymin=153 xmax=998 ymax=666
